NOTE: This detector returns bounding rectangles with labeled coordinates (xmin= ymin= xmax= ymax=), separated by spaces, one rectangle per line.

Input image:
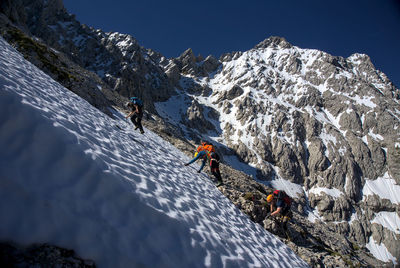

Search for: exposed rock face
xmin=169 ymin=48 xmax=221 ymax=78
xmin=202 ymin=55 xmax=220 ymax=73
xmin=1 ymin=0 xmax=399 ymax=266
xmin=0 ymin=242 xmax=95 ymax=267
xmin=226 ymin=85 xmax=244 ymax=100
xmin=185 ymin=100 xmax=216 ymax=132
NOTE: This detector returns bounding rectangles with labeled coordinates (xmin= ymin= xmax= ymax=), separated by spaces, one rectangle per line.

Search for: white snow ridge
xmin=0 ymin=37 xmax=308 ymax=267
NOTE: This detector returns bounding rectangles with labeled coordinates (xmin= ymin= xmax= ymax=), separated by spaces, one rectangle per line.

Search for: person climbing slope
xmin=184 ymin=141 xmax=224 ymax=187
xmin=266 ymin=190 xmax=292 ymax=230
xmin=184 ymin=141 xmax=214 ymax=173
xmin=125 ymin=97 xmax=144 ymax=134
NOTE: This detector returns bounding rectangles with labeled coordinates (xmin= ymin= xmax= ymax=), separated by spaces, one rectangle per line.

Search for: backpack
xmin=209 ymin=152 xmax=220 ymax=168
xmin=196 ymin=143 xmax=215 ymax=161
xmin=210 ymin=152 xmax=220 ymax=161
xmin=203 ymin=144 xmax=215 ymax=154
xmin=197 ymin=143 xmax=215 ymax=153
xmin=130 ymin=97 xmax=143 ymax=107
xmin=273 ymin=190 xmax=292 ymax=206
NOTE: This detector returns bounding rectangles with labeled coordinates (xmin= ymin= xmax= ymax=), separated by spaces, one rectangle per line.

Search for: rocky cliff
xmin=1 ymin=0 xmax=399 ymax=266
xmin=162 ymin=35 xmax=400 ymax=265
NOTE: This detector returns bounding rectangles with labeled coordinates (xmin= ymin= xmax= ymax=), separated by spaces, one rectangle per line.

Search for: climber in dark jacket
xmin=266 ymin=190 xmax=292 ymax=229
xmin=125 ymin=97 xmax=144 ymax=134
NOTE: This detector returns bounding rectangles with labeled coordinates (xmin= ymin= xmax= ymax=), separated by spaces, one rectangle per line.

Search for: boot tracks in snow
xmin=115 ymin=124 xmax=145 ymax=146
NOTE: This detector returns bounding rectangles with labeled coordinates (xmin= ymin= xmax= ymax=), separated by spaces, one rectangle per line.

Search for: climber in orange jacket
xmin=184 ymin=141 xmax=214 ymax=173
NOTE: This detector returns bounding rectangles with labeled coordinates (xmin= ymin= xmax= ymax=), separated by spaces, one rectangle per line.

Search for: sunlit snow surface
xmin=372 ymin=212 xmax=400 ymax=235
xmin=0 ymin=37 xmax=308 ymax=267
xmin=362 ymin=172 xmax=400 ymax=204
xmin=368 ymin=211 xmax=400 ymax=264
xmin=366 ymin=237 xmax=397 ymax=265
xmin=308 ymin=187 xmax=343 ymax=199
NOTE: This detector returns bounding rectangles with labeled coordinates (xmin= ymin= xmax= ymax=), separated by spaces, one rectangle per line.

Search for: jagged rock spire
xmin=254 ymin=36 xmax=293 ymax=49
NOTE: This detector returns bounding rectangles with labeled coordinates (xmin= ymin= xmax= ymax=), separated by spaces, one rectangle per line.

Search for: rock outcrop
xmin=0 ymin=242 xmax=95 ymax=267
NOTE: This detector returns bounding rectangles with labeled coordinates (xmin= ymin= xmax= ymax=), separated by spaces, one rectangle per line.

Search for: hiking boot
xmin=216 ymin=181 xmax=224 ymax=187
xmin=140 ymin=129 xmax=145 ymax=134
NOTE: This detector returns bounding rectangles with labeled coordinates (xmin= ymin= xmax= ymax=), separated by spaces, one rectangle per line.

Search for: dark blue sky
xmin=64 ymin=0 xmax=400 ymax=87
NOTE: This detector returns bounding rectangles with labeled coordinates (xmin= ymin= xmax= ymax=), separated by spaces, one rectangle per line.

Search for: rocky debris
xmin=0 ymin=242 xmax=95 ymax=267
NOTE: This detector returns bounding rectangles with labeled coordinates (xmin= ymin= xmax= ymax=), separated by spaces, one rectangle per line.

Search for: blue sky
xmin=64 ymin=0 xmax=400 ymax=87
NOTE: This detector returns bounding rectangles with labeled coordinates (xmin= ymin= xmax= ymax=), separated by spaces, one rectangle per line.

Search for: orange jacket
xmin=197 ymin=144 xmax=215 ymax=159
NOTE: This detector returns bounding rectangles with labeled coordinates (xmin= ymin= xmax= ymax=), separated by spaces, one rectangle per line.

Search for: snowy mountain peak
xmin=105 ymin=32 xmax=140 ymax=55
xmin=254 ymin=36 xmax=293 ymax=50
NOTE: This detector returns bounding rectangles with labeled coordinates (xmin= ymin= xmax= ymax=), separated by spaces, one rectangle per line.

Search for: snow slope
xmin=0 ymin=37 xmax=308 ymax=267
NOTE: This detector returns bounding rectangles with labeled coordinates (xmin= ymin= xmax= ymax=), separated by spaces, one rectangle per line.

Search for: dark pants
xmin=211 ymin=169 xmax=222 ymax=182
xmin=280 ymin=206 xmax=292 ymax=230
xmin=210 ymin=159 xmax=222 ymax=183
xmin=281 ymin=205 xmax=291 ymax=217
xmin=130 ymin=113 xmax=144 ymax=133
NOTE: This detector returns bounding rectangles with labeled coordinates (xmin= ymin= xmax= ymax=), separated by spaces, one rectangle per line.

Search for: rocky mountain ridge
xmin=166 ymin=34 xmax=400 ymax=264
xmin=1 ymin=0 xmax=399 ymax=266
